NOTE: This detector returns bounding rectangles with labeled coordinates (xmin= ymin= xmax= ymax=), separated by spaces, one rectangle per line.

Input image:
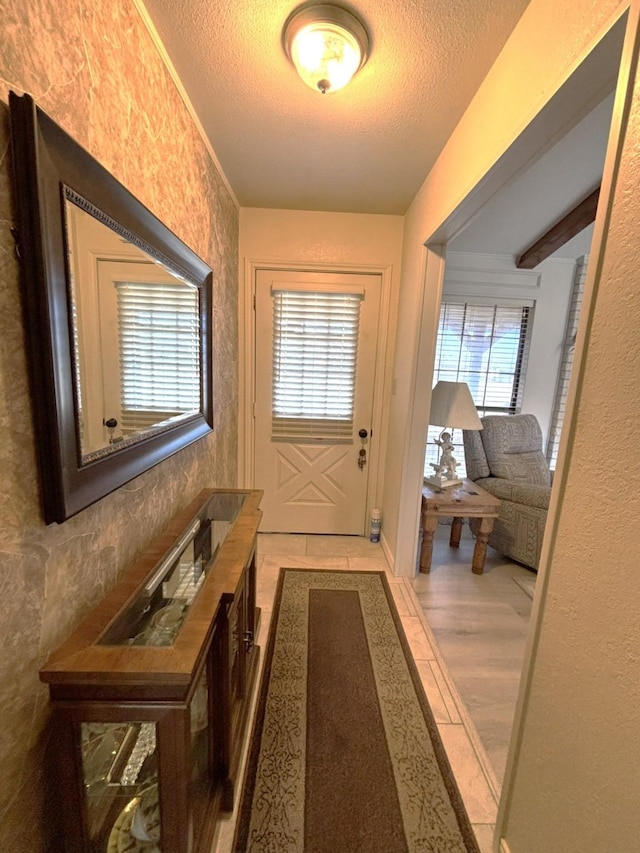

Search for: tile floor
xmin=212 ymin=523 xmax=535 ymax=853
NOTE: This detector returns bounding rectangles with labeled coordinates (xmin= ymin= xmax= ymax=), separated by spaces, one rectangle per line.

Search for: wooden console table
xmin=39 ymin=489 xmax=263 ymax=853
xmin=420 ymin=479 xmax=500 ymax=575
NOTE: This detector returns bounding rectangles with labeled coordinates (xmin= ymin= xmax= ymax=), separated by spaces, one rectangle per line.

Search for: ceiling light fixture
xmin=283 ymin=3 xmax=370 ymax=95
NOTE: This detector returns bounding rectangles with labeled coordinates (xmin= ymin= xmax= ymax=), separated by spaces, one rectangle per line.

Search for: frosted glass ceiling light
xmin=283 ymin=4 xmax=370 ymax=94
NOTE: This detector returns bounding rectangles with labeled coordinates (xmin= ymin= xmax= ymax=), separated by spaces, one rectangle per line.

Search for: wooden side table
xmin=420 ymin=479 xmax=500 ymax=575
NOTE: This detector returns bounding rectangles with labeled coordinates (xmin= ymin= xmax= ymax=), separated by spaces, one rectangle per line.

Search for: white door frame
xmin=239 ymin=259 xmax=394 ymax=528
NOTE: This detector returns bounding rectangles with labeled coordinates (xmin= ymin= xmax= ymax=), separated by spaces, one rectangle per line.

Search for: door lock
xmin=357 ymin=428 xmax=369 ymax=469
xmin=104 ymin=418 xmax=118 ymax=444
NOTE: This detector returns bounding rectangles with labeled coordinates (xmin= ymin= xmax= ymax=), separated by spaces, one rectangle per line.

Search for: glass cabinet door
xmin=98 ymin=492 xmax=247 ymax=649
xmin=190 ymin=643 xmax=224 ymax=852
xmin=81 ymin=720 xmax=161 ymax=851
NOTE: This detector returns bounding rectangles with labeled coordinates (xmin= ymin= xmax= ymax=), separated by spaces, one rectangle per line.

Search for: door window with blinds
xmin=271 ymin=287 xmax=363 ymax=440
xmin=115 ymin=280 xmax=201 ymax=435
xmin=425 ymin=300 xmax=533 ymax=477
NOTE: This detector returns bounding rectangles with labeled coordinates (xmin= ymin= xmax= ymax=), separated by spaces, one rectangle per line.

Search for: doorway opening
xmin=406 ymin=4 xmax=630 ymax=815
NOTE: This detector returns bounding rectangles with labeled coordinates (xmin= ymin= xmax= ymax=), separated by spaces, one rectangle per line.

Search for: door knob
xmin=104 ymin=417 xmax=118 ymax=444
xmin=358 ymin=428 xmax=368 ymax=438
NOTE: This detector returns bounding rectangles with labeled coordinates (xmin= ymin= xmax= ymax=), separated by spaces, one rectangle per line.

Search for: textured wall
xmin=0 ymin=1 xmax=238 ymax=849
xmin=501 ymin=9 xmax=640 ymax=850
xmin=384 ymin=0 xmax=639 ymax=849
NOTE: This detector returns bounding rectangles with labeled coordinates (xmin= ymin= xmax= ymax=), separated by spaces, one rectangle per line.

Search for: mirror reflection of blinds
xmin=424 ymin=300 xmax=533 ymax=477
xmin=116 ymin=281 xmax=200 ymax=434
xmin=271 ymin=289 xmax=363 ymax=440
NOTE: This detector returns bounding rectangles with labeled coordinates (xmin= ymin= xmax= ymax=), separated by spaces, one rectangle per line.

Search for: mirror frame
xmin=9 ymin=92 xmax=214 ymax=524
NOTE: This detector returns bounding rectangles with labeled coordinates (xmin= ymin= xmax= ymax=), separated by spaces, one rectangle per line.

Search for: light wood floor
xmin=409 ymin=520 xmax=535 ymax=786
xmin=212 ymin=525 xmax=535 ymax=853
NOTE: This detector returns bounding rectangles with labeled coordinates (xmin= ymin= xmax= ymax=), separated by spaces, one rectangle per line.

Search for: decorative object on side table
xmin=426 ymin=381 xmax=483 ymax=488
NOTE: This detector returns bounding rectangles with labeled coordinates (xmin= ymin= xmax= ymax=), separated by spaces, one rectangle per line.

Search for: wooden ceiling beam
xmin=516 ymin=186 xmax=600 ymax=269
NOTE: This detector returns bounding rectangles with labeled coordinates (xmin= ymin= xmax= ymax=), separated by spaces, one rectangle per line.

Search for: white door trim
xmin=391 ymin=244 xmax=446 ymax=576
xmin=239 ymin=258 xmax=394 ymax=528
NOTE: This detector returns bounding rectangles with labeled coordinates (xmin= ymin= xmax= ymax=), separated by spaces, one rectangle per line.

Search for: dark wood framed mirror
xmin=9 ymin=92 xmax=213 ymax=524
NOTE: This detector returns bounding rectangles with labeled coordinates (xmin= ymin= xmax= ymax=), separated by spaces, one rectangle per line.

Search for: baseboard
xmin=380 ymin=529 xmax=394 ymax=572
xmin=380 ymin=528 xmax=420 ymax=578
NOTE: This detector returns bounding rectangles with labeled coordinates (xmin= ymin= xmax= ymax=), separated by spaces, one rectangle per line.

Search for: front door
xmin=254 ymin=269 xmax=382 ymax=534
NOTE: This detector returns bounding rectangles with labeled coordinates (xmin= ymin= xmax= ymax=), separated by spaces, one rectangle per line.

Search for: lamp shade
xmin=429 ymin=381 xmax=483 ymax=430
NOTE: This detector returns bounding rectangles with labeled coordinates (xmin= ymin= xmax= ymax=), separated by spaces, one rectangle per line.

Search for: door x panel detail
xmin=275 ymin=444 xmax=349 ymax=506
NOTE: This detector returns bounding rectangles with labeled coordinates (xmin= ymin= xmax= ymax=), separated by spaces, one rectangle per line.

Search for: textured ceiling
xmin=140 ymin=0 xmax=533 ymax=214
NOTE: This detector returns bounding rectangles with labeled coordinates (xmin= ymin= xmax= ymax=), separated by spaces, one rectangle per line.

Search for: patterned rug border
xmin=233 ymin=568 xmax=480 ymax=853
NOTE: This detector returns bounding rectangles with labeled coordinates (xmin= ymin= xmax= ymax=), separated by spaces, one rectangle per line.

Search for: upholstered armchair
xmin=462 ymin=414 xmax=552 ymax=570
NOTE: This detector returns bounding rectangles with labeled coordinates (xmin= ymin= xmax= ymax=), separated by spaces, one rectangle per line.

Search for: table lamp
xmin=425 ymin=380 xmax=483 ymax=488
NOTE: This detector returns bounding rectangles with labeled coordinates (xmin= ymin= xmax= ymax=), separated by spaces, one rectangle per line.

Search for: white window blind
xmin=116 ymin=281 xmax=200 ymax=434
xmin=271 ymin=289 xmax=363 ymax=440
xmin=424 ymin=301 xmax=533 ymax=478
xmin=546 ymin=255 xmax=588 ymax=469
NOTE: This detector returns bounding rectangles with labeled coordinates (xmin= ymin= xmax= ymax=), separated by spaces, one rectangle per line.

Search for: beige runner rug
xmin=233 ymin=569 xmax=480 ymax=853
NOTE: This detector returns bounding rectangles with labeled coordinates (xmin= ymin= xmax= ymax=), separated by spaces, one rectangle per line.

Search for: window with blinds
xmin=424 ymin=301 xmax=533 ymax=478
xmin=271 ymin=288 xmax=363 ymax=440
xmin=546 ymin=255 xmax=588 ymax=469
xmin=116 ymin=280 xmax=200 ymax=434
